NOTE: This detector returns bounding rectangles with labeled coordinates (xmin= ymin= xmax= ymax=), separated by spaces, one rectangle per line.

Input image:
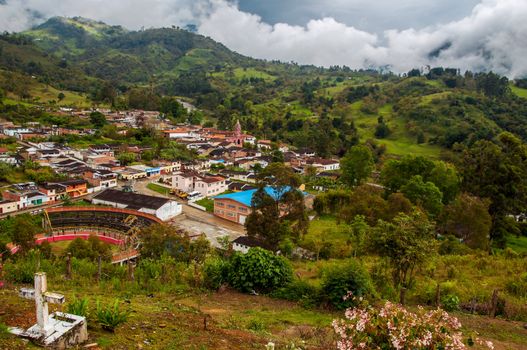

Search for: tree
xmin=340 ymin=145 xmax=374 ymax=187
xmin=381 ymin=156 xmax=435 ymax=192
xmin=228 ymin=247 xmax=292 ymax=293
xmin=439 ymin=193 xmax=492 ymax=250
xmin=117 ymin=152 xmax=136 ymax=166
xmin=245 ymin=187 xmax=288 ymax=249
xmin=90 ymin=111 xmax=108 ymax=128
xmin=247 ymin=163 xmax=308 ymax=245
xmin=10 ymin=214 xmax=40 ymax=254
xmin=380 ymin=156 xmax=459 ymax=204
xmin=139 ymin=224 xmax=191 ymax=262
xmin=57 ymin=92 xmax=65 ymax=102
xmin=370 ymin=212 xmax=437 ymax=296
xmin=401 ymin=175 xmax=443 ymax=217
xmin=374 ymin=116 xmax=391 ymax=138
xmin=461 ymin=133 xmax=527 ymax=246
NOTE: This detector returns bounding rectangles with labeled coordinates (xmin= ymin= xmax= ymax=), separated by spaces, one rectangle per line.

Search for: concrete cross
xmin=19 ymin=272 xmax=65 ymax=337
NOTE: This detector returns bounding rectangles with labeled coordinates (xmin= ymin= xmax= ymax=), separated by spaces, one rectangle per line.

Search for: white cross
xmin=19 ymin=272 xmax=65 ymax=337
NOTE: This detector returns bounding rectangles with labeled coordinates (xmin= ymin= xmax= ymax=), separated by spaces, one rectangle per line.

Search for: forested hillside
xmin=1 ymin=16 xmax=527 ymax=159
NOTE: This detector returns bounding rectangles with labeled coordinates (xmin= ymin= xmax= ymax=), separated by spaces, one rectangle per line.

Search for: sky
xmin=0 ymin=0 xmax=526 ymax=77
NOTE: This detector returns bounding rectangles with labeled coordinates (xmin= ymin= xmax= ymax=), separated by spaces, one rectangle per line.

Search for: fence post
xmin=490 ymin=289 xmax=499 ymax=318
xmin=127 ymin=260 xmax=134 ymax=282
xmin=399 ymin=287 xmax=407 ymax=305
xmin=97 ymin=255 xmax=102 ymax=283
xmin=66 ymin=253 xmax=72 ymax=280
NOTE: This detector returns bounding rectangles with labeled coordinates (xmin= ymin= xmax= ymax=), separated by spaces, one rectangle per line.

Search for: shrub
xmin=333 ymin=300 xmax=493 ymax=349
xmin=442 ymin=294 xmax=460 ymax=312
xmin=66 ymin=297 xmax=90 ymax=318
xmin=96 ymin=300 xmax=130 ymax=332
xmin=228 ymin=248 xmax=293 ymax=293
xmin=321 ymin=260 xmax=375 ymax=310
xmin=203 ymin=257 xmax=230 ymax=290
xmin=505 ymin=273 xmax=527 ymax=298
xmin=247 ymin=319 xmax=266 ymax=332
xmin=3 ymin=251 xmax=57 ymax=283
xmin=271 ymin=279 xmax=321 ymax=307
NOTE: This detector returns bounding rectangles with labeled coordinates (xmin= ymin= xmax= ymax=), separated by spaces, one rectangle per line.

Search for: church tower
xmin=234 ymin=119 xmax=242 ymax=145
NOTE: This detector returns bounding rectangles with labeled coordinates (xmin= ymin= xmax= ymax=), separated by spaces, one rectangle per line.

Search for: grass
xmin=511 ymin=85 xmax=527 ymax=99
xmin=506 ymin=235 xmax=527 ymax=254
xmin=351 ymin=102 xmax=442 ymax=158
xmin=147 ymin=182 xmax=171 ymax=196
xmin=195 ymin=198 xmax=214 ymax=212
xmin=301 ymin=215 xmax=350 ymax=246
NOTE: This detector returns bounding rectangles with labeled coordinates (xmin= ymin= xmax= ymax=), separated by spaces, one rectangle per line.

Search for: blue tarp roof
xmin=214 ymin=186 xmax=293 ymax=207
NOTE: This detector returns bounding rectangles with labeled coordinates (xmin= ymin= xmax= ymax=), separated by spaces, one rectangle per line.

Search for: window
xmin=239 ymin=207 xmax=248 ymax=212
xmin=217 ymin=202 xmax=224 ymax=207
xmin=227 ymin=204 xmax=236 ymax=209
xmin=227 ymin=212 xmax=235 ymax=217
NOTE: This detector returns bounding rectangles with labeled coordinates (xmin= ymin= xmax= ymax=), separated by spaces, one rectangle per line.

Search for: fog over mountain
xmin=1 ymin=0 xmax=526 ymax=77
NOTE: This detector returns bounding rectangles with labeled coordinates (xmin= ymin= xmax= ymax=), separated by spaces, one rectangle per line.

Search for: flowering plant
xmin=332 ymin=298 xmax=493 ymax=350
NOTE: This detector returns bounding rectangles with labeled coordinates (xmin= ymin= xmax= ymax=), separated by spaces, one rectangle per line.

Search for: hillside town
xmin=0 ymin=108 xmax=336 ymax=247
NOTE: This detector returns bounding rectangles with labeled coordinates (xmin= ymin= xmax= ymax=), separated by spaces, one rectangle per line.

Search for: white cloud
xmin=1 ymin=0 xmax=526 ymax=77
xmin=199 ymin=0 xmax=527 ymax=77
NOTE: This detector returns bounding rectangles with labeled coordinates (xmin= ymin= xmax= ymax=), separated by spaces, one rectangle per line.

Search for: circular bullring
xmin=6 ymin=206 xmax=162 ymax=263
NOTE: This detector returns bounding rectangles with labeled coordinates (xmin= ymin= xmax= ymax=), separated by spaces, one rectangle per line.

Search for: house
xmin=58 ymin=179 xmax=89 ymax=198
xmin=220 ymin=170 xmax=252 ymax=182
xmin=214 ymin=186 xmax=305 ymax=224
xmin=194 ymin=175 xmax=228 ymax=197
xmin=232 ymin=236 xmax=272 ymax=254
xmin=307 ymin=158 xmax=340 ymax=172
xmin=172 ymin=171 xmax=228 ymax=197
xmin=39 ymin=183 xmax=66 ymax=202
xmin=83 ymin=169 xmax=118 ymax=189
xmin=2 ymin=188 xmax=49 ymax=209
xmin=0 ymin=199 xmax=18 ymax=215
xmin=163 ymin=128 xmax=201 ymax=140
xmin=92 ymin=189 xmax=182 ymax=221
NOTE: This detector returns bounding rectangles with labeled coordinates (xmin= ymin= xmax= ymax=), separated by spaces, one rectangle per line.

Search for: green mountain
xmin=1 ymin=17 xmax=527 ymax=158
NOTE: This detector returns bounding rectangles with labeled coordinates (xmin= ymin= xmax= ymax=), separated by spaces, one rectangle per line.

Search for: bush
xmin=228 ymin=248 xmax=293 ymax=293
xmin=441 ymin=294 xmax=460 ymax=312
xmin=3 ymin=251 xmax=58 ymax=283
xmin=271 ymin=279 xmax=321 ymax=307
xmin=203 ymin=257 xmax=230 ymax=290
xmin=505 ymin=273 xmax=527 ymax=298
xmin=321 ymin=260 xmax=375 ymax=310
xmin=96 ymin=300 xmax=129 ymax=332
xmin=333 ymin=300 xmax=493 ymax=349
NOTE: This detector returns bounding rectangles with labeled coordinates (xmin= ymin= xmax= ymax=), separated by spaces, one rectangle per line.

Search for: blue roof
xmin=214 ymin=186 xmax=293 ymax=207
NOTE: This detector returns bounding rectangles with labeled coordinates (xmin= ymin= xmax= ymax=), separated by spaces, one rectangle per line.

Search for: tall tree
xmin=370 ymin=211 xmax=437 ymax=300
xmin=340 ymin=145 xmax=374 ymax=187
xmin=461 ymin=132 xmax=527 ymax=246
xmin=438 ymin=193 xmax=492 ymax=250
xmin=401 ymin=175 xmax=443 ymax=217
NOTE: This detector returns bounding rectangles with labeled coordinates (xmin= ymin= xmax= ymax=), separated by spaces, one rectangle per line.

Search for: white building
xmin=92 ymin=189 xmax=182 ymax=221
xmin=172 ymin=171 xmax=228 ymax=198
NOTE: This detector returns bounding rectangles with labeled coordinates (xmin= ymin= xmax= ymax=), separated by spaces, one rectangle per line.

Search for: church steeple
xmin=234 ymin=119 xmax=242 ymax=145
xmin=234 ymin=119 xmax=241 ymax=138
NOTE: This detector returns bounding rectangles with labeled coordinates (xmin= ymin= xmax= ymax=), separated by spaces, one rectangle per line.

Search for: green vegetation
xmin=146 ymin=182 xmax=171 ymax=196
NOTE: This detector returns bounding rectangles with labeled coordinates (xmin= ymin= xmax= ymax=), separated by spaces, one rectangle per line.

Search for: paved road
xmin=132 ymin=179 xmax=245 ymax=247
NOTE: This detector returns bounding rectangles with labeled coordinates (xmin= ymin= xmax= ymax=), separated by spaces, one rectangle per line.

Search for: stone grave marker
xmin=9 ymin=272 xmax=88 ymax=349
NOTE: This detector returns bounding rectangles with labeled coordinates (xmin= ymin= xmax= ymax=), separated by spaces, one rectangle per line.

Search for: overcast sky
xmin=0 ymin=0 xmax=526 ymax=77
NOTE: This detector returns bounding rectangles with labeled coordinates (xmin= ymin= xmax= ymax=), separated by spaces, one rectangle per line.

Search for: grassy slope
xmin=511 ymin=85 xmax=527 ymax=99
xmin=1 ymin=282 xmax=525 ymax=349
xmin=0 ymin=286 xmax=336 ymax=350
